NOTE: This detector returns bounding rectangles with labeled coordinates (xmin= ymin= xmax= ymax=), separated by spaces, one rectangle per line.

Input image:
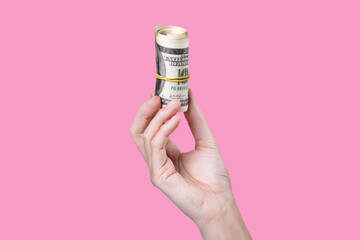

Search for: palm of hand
xmin=162 ymin=141 xmax=232 ymax=224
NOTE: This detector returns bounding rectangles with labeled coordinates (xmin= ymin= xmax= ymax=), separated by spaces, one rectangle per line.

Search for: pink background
xmin=1 ymin=0 xmax=359 ymax=239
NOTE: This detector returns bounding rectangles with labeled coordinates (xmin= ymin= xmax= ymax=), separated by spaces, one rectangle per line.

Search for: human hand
xmin=130 ymin=89 xmax=251 ymax=240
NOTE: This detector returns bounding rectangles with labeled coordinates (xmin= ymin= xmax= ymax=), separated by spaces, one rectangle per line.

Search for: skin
xmin=130 ymin=89 xmax=252 ymax=240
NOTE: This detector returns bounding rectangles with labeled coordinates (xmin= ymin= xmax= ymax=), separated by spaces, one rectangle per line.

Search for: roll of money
xmin=155 ymin=25 xmax=189 ymax=112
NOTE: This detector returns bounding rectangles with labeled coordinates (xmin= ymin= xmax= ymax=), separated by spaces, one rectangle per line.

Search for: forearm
xmin=197 ymin=198 xmax=252 ymax=240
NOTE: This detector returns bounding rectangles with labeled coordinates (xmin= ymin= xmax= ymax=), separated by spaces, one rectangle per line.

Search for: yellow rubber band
xmin=156 ymin=73 xmax=189 ymax=82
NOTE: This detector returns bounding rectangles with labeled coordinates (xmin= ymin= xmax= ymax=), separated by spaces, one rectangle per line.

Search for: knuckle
xmin=208 ymin=137 xmax=218 ymax=146
xmin=129 ymin=126 xmax=135 ymax=137
xmin=210 ymin=138 xmax=219 ymax=148
xmin=142 ymin=132 xmax=151 ymax=143
xmin=151 ymin=136 xmax=161 ymax=149
xmin=157 ymin=109 xmax=167 ymax=118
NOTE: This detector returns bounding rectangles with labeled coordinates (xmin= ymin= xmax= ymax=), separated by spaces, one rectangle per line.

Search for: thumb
xmin=184 ymin=89 xmax=217 ymax=148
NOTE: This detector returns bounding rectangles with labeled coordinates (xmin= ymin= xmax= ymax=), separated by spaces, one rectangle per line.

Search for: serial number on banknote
xmin=171 ymin=86 xmax=188 ymax=91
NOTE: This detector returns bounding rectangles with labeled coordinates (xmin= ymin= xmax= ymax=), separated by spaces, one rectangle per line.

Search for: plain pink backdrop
xmin=1 ymin=0 xmax=359 ymax=239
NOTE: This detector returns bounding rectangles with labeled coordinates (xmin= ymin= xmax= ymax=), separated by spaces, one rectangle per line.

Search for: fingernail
xmin=149 ymin=96 xmax=157 ymax=102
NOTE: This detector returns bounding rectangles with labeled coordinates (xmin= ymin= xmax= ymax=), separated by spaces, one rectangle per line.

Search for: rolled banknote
xmin=155 ymin=25 xmax=189 ymax=112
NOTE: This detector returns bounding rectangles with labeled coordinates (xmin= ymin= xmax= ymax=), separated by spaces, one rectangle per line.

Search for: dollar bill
xmin=155 ymin=25 xmax=189 ymax=112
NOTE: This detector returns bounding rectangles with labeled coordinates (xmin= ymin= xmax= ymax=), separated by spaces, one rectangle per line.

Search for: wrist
xmin=196 ymin=195 xmax=252 ymax=240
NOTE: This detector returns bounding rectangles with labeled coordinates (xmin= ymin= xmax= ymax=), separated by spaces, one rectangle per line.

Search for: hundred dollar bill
xmin=155 ymin=25 xmax=189 ymax=112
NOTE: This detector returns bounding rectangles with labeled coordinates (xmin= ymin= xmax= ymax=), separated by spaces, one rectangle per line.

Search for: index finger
xmin=130 ymin=94 xmax=161 ymax=137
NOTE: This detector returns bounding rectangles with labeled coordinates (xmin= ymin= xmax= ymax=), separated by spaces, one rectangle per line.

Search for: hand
xmin=130 ymin=89 xmax=252 ymax=240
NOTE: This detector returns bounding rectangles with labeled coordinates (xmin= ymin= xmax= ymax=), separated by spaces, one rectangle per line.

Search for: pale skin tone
xmin=130 ymin=89 xmax=252 ymax=240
